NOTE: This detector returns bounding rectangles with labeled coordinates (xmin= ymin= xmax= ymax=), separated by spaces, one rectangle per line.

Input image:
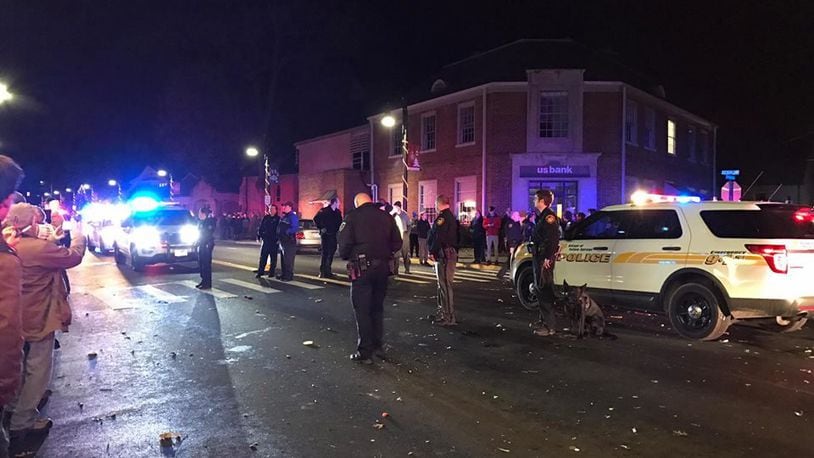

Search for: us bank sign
xmin=519 ymin=165 xmax=591 ymax=178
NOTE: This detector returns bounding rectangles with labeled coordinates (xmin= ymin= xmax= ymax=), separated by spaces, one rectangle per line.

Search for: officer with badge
xmin=530 ymin=189 xmax=559 ymax=336
xmin=196 ymin=206 xmax=217 ymax=289
xmin=277 ymin=201 xmax=299 ymax=282
xmin=427 ymin=194 xmax=459 ymax=326
xmin=338 ymin=193 xmax=403 ymax=365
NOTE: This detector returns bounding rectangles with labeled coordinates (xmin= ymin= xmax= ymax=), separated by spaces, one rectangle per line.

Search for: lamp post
xmin=108 ymin=179 xmax=122 ymax=201
xmin=381 ymin=103 xmax=410 ymax=210
xmin=246 ymin=146 xmax=273 ymax=212
xmin=157 ymin=169 xmax=173 ymax=201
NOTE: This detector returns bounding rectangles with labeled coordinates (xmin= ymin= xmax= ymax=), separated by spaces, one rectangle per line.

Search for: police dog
xmin=561 ymin=281 xmax=607 ymax=338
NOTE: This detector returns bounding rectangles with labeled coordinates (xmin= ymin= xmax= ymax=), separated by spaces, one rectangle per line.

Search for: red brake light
xmin=745 ymin=244 xmax=788 ymax=274
xmin=296 ymin=232 xmax=305 ymax=240
xmin=793 ymin=209 xmax=813 ymax=222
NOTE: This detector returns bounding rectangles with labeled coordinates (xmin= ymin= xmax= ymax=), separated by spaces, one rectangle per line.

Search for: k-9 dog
xmin=561 ymin=281 xmax=607 ymax=338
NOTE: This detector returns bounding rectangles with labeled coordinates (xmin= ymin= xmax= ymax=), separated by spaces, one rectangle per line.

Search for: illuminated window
xmin=539 ymin=91 xmax=569 ymax=138
xmin=457 ymin=103 xmax=475 ymax=145
xmin=421 ymin=113 xmax=436 ymax=151
xmin=454 ymin=176 xmax=477 ymax=222
xmin=667 ymin=119 xmax=677 ymax=155
xmin=625 ymin=100 xmax=638 ymax=145
xmin=388 ymin=183 xmax=402 ymax=205
xmin=644 ymin=108 xmax=656 ymax=150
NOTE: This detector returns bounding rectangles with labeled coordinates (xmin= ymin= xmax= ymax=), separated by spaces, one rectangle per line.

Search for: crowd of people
xmin=1 ymin=155 xmax=87 ymax=455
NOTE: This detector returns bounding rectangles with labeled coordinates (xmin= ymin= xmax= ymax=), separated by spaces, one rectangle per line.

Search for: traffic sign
xmin=720 ymin=169 xmax=740 ymax=176
xmin=721 ymin=180 xmax=741 ymax=201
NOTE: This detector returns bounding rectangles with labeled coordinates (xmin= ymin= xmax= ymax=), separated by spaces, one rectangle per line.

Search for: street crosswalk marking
xmin=264 ymin=277 xmax=324 ymax=290
xmin=221 ymin=278 xmax=281 ymax=294
xmin=179 ymin=280 xmax=237 ymax=299
xmin=136 ymin=285 xmax=188 ymax=302
xmin=406 ymin=269 xmax=491 ymax=283
xmin=393 ymin=276 xmax=431 ymax=285
xmin=295 ymin=273 xmax=352 ymax=287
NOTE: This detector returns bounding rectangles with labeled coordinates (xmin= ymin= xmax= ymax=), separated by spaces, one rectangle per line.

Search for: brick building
xmin=298 ymin=39 xmax=717 ymax=221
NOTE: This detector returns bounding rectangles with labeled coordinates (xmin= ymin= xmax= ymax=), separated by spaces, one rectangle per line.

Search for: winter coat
xmin=15 ymin=231 xmax=86 ymax=342
xmin=0 ymin=238 xmax=22 ymax=405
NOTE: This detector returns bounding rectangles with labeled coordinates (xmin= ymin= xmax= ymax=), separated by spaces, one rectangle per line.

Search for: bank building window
xmin=539 ymin=91 xmax=569 ymax=138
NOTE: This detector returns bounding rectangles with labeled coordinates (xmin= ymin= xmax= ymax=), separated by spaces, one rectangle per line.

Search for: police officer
xmin=427 ymin=194 xmax=460 ymax=326
xmin=338 ymin=193 xmax=402 ymax=365
xmin=196 ymin=206 xmax=216 ymax=290
xmin=277 ymin=201 xmax=299 ymax=282
xmin=314 ymin=197 xmax=342 ymax=278
xmin=256 ymin=204 xmax=280 ymax=278
xmin=530 ymin=189 xmax=559 ymax=336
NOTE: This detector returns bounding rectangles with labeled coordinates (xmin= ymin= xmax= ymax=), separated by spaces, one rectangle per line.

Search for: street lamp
xmin=156 ymin=169 xmax=168 ymax=177
xmin=380 ymin=106 xmax=410 ymax=210
xmin=245 ymin=146 xmax=272 ymax=211
xmin=108 ymin=179 xmax=122 ymax=201
xmin=65 ymin=188 xmax=72 ymax=193
xmin=0 ymin=83 xmax=13 ymax=105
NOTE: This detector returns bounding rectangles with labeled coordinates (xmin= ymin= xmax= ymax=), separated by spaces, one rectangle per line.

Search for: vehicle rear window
xmin=133 ymin=210 xmax=194 ymax=226
xmin=299 ymin=220 xmax=316 ymax=229
xmin=700 ymin=208 xmax=814 ymax=239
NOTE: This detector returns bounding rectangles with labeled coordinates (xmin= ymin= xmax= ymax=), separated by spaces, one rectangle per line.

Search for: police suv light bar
xmin=630 ymin=191 xmax=702 ymax=205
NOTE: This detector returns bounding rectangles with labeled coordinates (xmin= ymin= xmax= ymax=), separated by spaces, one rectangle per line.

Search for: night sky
xmin=1 ymin=0 xmax=812 ymax=193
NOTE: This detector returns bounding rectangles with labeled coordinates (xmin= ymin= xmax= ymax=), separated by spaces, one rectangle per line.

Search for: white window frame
xmin=387 ymin=183 xmax=403 ymax=205
xmin=418 ymin=180 xmax=438 ymax=220
xmin=667 ymin=119 xmax=677 ymax=155
xmin=388 ymin=123 xmax=403 ymax=159
xmin=420 ymin=112 xmax=437 ymax=152
xmin=453 ymin=175 xmax=477 ymax=222
xmin=456 ymin=102 xmax=476 ymax=147
xmin=625 ymin=99 xmax=638 ymax=145
xmin=539 ymin=90 xmax=569 ymax=138
xmin=644 ymin=107 xmax=656 ymax=150
xmin=687 ymin=126 xmax=697 ymax=162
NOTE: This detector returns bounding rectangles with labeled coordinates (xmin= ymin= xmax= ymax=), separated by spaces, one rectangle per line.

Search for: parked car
xmin=296 ymin=219 xmax=322 ymax=252
xmin=511 ymin=196 xmax=814 ymax=340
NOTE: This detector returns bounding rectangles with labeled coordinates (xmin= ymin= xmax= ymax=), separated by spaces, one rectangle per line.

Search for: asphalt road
xmin=15 ymin=241 xmax=813 ymax=457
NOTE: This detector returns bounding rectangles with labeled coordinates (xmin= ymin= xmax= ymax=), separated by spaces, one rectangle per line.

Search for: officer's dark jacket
xmin=531 ymin=207 xmax=559 ymax=260
xmin=198 ymin=217 xmax=217 ymax=244
xmin=505 ymin=220 xmax=523 ymax=245
xmin=258 ymin=215 xmax=280 ymax=242
xmin=338 ymin=202 xmax=402 ymax=261
xmin=427 ymin=208 xmax=459 ymax=256
xmin=277 ymin=212 xmax=299 ymax=243
xmin=314 ymin=207 xmax=342 ymax=235
xmin=469 ymin=215 xmax=485 ymax=237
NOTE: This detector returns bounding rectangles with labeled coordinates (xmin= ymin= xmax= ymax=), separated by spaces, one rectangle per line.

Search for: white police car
xmin=113 ymin=200 xmax=200 ymax=272
xmin=511 ymin=193 xmax=814 ymax=340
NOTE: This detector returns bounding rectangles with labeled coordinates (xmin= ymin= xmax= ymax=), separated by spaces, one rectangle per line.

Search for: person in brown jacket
xmin=2 ymin=203 xmax=85 ymax=440
xmin=0 ymin=155 xmax=24 ymax=458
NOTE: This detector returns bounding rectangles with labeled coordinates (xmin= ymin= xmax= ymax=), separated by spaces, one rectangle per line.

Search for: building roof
xmin=415 ymin=39 xmax=665 ymax=101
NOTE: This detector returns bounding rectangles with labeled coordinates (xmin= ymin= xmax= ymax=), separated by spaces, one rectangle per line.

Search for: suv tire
xmin=667 ymin=282 xmax=730 ymax=341
xmin=515 ymin=265 xmax=539 ymax=311
xmin=130 ymin=245 xmax=146 ymax=272
xmin=114 ymin=244 xmax=125 ymax=265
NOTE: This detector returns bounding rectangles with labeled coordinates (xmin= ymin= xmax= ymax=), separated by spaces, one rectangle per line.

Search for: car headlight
xmin=180 ymin=225 xmax=199 ymax=245
xmin=133 ymin=226 xmax=161 ymax=248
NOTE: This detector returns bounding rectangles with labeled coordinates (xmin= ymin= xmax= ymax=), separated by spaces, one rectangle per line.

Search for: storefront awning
xmin=309 ymin=189 xmax=337 ymax=204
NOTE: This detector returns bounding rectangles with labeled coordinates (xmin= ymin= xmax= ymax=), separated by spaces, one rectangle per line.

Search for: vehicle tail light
xmin=296 ymin=232 xmax=305 ymax=240
xmin=745 ymin=244 xmax=788 ymax=274
xmin=793 ymin=209 xmax=813 ymax=223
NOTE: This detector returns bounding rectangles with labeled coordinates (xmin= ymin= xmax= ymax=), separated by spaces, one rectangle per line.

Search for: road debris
xmin=569 ymin=445 xmax=581 ymax=452
xmin=314 ymin=299 xmax=323 ymax=303
xmin=170 ymin=352 xmax=177 ymax=359
xmin=250 ymin=442 xmax=259 ymax=451
xmin=303 ymin=341 xmax=319 ymax=348
xmin=631 ymin=427 xmax=637 ymax=434
xmin=498 ymin=447 xmax=511 ymax=453
xmin=381 ymin=412 xmax=390 ymax=418
xmin=244 ymin=295 xmax=253 ymax=300
xmin=794 ymin=411 xmax=803 ymax=417
xmin=159 ymin=432 xmax=183 ymax=447
xmin=373 ymin=422 xmax=385 ymax=430
xmin=672 ymin=430 xmax=688 ymax=437
xmin=87 ymin=352 xmax=98 ymax=359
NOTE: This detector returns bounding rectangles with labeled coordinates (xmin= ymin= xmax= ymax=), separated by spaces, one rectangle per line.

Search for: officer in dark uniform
xmin=314 ymin=197 xmax=342 ymax=278
xmin=338 ymin=192 xmax=402 ymax=365
xmin=530 ymin=189 xmax=560 ymax=336
xmin=196 ymin=206 xmax=217 ymax=289
xmin=277 ymin=201 xmax=299 ymax=282
xmin=256 ymin=204 xmax=280 ymax=278
xmin=427 ymin=194 xmax=460 ymax=326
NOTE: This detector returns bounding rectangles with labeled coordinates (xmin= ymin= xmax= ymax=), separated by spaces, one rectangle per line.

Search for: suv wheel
xmin=667 ymin=282 xmax=730 ymax=341
xmin=130 ymin=245 xmax=146 ymax=272
xmin=515 ymin=265 xmax=539 ymax=311
xmin=114 ymin=244 xmax=125 ymax=264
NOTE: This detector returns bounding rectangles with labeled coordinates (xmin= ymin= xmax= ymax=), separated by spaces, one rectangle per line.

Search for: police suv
xmin=113 ymin=202 xmax=200 ymax=272
xmin=511 ymin=194 xmax=814 ymax=340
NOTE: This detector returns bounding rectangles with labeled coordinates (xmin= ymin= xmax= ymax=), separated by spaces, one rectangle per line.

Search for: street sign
xmin=264 ymin=195 xmax=271 ymax=206
xmin=721 ymin=169 xmax=740 ymax=180
xmin=721 ymin=180 xmax=742 ymax=201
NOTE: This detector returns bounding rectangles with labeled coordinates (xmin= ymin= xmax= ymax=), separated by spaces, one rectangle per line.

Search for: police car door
xmin=610 ymin=209 xmax=688 ymax=310
xmin=556 ymin=211 xmax=625 ymax=301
